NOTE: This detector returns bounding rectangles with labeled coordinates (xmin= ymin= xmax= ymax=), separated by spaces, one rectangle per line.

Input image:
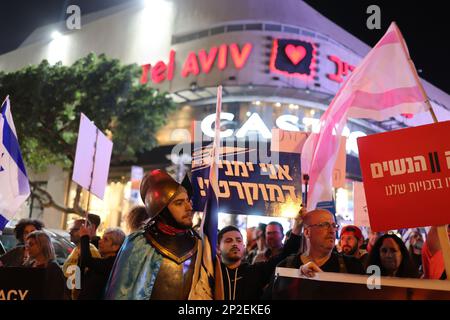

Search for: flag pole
xmin=303 ymin=174 xmax=309 ymax=209
xmin=85 ymin=128 xmax=99 ymax=228
xmin=394 ymin=21 xmax=450 ymax=280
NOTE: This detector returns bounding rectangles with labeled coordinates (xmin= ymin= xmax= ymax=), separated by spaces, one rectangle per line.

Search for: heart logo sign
xmin=270 ymin=39 xmax=315 ymax=78
xmin=285 ymin=44 xmax=307 ymax=65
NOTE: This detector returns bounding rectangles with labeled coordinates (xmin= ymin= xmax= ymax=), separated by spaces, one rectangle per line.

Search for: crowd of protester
xmin=0 ymin=205 xmax=449 ymax=300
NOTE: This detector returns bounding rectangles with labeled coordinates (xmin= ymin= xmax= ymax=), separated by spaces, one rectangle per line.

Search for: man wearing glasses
xmin=263 ymin=209 xmax=364 ymax=299
xmin=292 ymin=209 xmax=364 ymax=276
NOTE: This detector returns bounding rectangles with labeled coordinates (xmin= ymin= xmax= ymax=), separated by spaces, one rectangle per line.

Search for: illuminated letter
xmin=140 ymin=64 xmax=151 ymax=84
xmin=201 ymin=112 xmax=235 ymax=138
xmin=167 ymin=50 xmax=176 ymax=80
xmin=151 ymin=61 xmax=167 ymax=83
xmin=235 ymin=113 xmax=271 ymax=139
xmin=218 ymin=44 xmax=228 ymax=70
xmin=276 ymin=115 xmax=300 ymax=131
xmin=229 ymin=43 xmax=253 ymax=69
xmin=181 ymin=52 xmax=200 ymax=77
xmin=198 ymin=47 xmax=218 ymax=73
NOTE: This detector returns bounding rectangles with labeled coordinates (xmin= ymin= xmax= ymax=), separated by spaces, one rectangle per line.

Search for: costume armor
xmin=140 ymin=169 xmax=181 ymax=219
xmin=144 ymin=223 xmax=199 ymax=299
xmin=104 ymin=170 xmax=206 ymax=300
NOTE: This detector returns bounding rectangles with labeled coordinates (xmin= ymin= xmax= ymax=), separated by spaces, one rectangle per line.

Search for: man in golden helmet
xmin=104 ymin=169 xmax=209 ymax=300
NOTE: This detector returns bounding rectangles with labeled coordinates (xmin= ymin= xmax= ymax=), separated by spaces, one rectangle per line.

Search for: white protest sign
xmin=353 ymin=181 xmax=370 ymax=227
xmin=271 ymin=128 xmax=308 ymax=154
xmin=72 ymin=113 xmax=113 ymax=200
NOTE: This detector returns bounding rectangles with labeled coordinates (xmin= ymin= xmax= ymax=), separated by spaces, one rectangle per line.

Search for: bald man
xmin=264 ymin=209 xmax=364 ymax=299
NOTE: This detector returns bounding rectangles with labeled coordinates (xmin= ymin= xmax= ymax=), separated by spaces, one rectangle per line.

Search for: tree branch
xmin=30 ymin=181 xmax=85 ymax=216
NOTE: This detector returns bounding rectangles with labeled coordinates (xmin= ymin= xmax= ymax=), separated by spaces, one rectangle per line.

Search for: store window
xmin=64 ymin=180 xmax=133 ymax=234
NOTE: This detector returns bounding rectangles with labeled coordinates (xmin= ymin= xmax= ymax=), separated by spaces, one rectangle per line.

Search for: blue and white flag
xmin=0 ymin=96 xmax=30 ymax=230
xmin=189 ymin=86 xmax=224 ymax=300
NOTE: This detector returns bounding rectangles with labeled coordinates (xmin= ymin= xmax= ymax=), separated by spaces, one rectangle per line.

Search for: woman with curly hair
xmin=0 ymin=218 xmax=44 ymax=267
xmin=365 ymin=233 xmax=419 ymax=278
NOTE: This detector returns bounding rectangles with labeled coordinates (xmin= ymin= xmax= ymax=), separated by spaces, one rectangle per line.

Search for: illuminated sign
xmin=140 ymin=43 xmax=253 ymax=84
xmin=269 ymin=39 xmax=317 ymax=80
xmin=140 ymin=37 xmax=360 ymax=88
xmin=200 ymin=113 xmax=366 ymax=155
xmin=326 ymin=55 xmax=355 ymax=83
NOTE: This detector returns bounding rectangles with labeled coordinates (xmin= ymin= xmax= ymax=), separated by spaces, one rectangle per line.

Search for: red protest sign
xmin=357 ymin=121 xmax=450 ymax=232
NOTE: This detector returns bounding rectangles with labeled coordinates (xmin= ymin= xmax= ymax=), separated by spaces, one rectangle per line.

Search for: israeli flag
xmin=0 ymin=96 xmax=30 ymax=230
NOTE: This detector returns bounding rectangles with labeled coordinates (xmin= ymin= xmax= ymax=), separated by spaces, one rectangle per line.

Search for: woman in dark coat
xmin=24 ymin=230 xmax=68 ymax=299
xmin=366 ymin=233 xmax=419 ymax=278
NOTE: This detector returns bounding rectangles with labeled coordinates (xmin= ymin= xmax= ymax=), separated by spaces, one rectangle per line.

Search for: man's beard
xmin=343 ymin=245 xmax=358 ymax=256
xmin=224 ymin=249 xmax=242 ymax=263
xmin=159 ymin=207 xmax=192 ymax=230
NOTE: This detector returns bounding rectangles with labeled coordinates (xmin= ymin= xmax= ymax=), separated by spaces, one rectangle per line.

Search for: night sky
xmin=0 ymin=0 xmax=449 ymax=92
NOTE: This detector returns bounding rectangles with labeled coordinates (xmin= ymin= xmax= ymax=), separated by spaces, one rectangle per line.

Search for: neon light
xmin=167 ymin=49 xmax=176 ymax=80
xmin=140 ymin=64 xmax=151 ymax=84
xmin=285 ymin=44 xmax=307 ymax=65
xmin=229 ymin=43 xmax=253 ymax=69
xmin=218 ymin=44 xmax=228 ymax=70
xmin=276 ymin=115 xmax=300 ymax=131
xmin=151 ymin=61 xmax=167 ymax=83
xmin=200 ymin=113 xmax=367 ymax=153
xmin=327 ymin=55 xmax=355 ymax=83
xmin=235 ymin=113 xmax=272 ymax=139
xmin=269 ymin=38 xmax=317 ymax=80
xmin=181 ymin=52 xmax=200 ymax=77
xmin=198 ymin=47 xmax=218 ymax=73
xmin=142 ymin=42 xmax=252 ymax=82
xmin=347 ymin=131 xmax=366 ymax=155
xmin=201 ymin=112 xmax=235 ymax=138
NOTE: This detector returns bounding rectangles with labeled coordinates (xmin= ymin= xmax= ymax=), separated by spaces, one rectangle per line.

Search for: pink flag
xmin=301 ymin=22 xmax=429 ymax=210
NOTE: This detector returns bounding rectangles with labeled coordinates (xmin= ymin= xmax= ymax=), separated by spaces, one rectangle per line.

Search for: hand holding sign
xmin=292 ymin=207 xmax=307 ymax=235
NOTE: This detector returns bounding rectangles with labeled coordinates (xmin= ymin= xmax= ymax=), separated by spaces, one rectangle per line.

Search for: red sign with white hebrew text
xmin=357 ymin=121 xmax=450 ymax=231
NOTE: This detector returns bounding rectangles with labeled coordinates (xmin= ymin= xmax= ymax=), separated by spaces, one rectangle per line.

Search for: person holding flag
xmin=105 ymin=86 xmax=226 ymax=300
xmin=103 ymin=170 xmax=205 ymax=299
xmin=0 ymin=96 xmax=30 ymax=231
xmin=301 ymin=22 xmax=430 ymax=211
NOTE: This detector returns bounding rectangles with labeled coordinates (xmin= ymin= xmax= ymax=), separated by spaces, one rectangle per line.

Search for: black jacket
xmin=263 ymin=252 xmax=365 ymax=299
xmin=221 ymin=233 xmax=303 ymax=300
xmin=78 ymin=235 xmax=116 ymax=300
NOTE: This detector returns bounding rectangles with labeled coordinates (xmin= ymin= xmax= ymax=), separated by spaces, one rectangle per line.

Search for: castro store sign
xmin=200 ymin=112 xmax=366 ymax=155
xmin=140 ymin=39 xmax=355 ymax=85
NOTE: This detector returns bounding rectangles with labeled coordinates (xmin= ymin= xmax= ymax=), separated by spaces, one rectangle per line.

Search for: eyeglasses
xmin=307 ymin=222 xmax=340 ymax=230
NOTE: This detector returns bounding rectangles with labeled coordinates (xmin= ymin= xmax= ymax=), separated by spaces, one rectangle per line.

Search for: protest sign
xmin=72 ymin=113 xmax=113 ymax=200
xmin=357 ymin=121 xmax=450 ymax=231
xmin=271 ymin=268 xmax=450 ymax=300
xmin=0 ymin=267 xmax=46 ymax=300
xmin=353 ymin=181 xmax=370 ymax=227
xmin=191 ymin=141 xmax=302 ymax=217
xmin=130 ymin=166 xmax=144 ymax=204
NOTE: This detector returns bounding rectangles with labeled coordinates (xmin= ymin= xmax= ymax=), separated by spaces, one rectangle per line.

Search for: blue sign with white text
xmin=191 ymin=142 xmax=302 ymax=217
